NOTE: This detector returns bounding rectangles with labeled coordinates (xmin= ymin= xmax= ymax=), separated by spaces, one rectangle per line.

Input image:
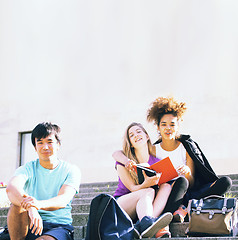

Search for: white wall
xmin=0 ymin=0 xmax=237 ymax=183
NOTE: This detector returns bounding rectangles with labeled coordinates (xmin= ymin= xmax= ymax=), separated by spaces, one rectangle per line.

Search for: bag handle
xmin=197 ymin=195 xmax=229 ymax=214
xmin=203 ymin=195 xmax=226 ymax=200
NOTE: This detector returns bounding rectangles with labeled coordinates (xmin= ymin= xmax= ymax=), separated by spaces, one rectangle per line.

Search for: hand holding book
xmin=142 ymin=170 xmax=161 ymax=187
xmin=137 ymin=157 xmax=178 ymax=186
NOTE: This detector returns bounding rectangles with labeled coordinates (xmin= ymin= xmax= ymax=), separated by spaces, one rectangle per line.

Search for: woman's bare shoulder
xmin=151 ymin=145 xmax=156 ymax=157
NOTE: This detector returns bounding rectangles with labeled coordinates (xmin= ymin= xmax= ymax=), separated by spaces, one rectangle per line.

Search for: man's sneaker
xmin=140 ymin=212 xmax=173 ymax=238
xmin=173 ymin=205 xmax=188 ymax=223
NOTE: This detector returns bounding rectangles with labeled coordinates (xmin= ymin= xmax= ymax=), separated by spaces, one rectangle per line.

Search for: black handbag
xmin=187 ymin=195 xmax=238 ymax=237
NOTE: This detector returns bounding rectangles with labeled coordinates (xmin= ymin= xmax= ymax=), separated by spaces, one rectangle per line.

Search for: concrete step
xmin=79 ymin=181 xmax=118 ymax=189
xmin=225 ymin=174 xmax=238 ymax=180
xmin=77 ymin=186 xmax=116 ymax=194
xmin=232 ymin=179 xmax=238 ymax=184
xmin=0 ymin=213 xmax=237 ymax=239
xmin=170 ymin=222 xmax=188 ymax=237
xmin=0 ymin=174 xmax=237 ymax=239
xmin=74 ymin=223 xmax=238 ymax=240
xmin=230 ymin=184 xmax=238 ymax=193
xmin=72 ymin=197 xmax=93 ymax=205
xmin=75 ymin=191 xmax=115 ymax=199
xmin=0 ymin=208 xmax=8 ymax=216
xmin=72 ymin=213 xmax=88 ymax=226
xmin=75 ymin=185 xmax=238 ymax=201
xmin=73 ymin=223 xmax=190 ymax=239
xmin=66 ymin=174 xmax=238 ymax=239
xmin=0 ymin=215 xmax=6 ymax=227
xmin=71 ymin=204 xmax=90 ymax=213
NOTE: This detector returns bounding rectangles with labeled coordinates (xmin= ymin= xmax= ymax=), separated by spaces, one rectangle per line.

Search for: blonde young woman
xmin=113 ymin=123 xmax=173 ymax=239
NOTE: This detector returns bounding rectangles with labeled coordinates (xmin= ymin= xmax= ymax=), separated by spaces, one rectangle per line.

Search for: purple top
xmin=113 ymin=155 xmax=160 ymax=198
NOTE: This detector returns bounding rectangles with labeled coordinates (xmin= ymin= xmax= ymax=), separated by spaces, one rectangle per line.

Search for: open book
xmin=137 ymin=157 xmax=178 ymax=186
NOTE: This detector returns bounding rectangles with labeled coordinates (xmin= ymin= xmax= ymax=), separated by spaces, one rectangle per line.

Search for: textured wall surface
xmin=0 ymin=1 xmax=238 ymax=183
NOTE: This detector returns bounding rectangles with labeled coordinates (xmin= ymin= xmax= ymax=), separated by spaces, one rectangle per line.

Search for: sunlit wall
xmin=0 ymin=0 xmax=237 ymax=183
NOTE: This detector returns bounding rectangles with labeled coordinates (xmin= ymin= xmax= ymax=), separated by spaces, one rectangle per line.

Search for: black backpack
xmin=0 ymin=226 xmax=10 ymax=240
xmin=85 ymin=194 xmax=134 ymax=240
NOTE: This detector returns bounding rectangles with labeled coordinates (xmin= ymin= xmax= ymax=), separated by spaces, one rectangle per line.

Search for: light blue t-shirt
xmin=14 ymin=159 xmax=81 ymax=225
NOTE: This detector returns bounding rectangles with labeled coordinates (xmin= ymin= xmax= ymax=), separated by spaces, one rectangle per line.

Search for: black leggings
xmin=197 ymin=176 xmax=232 ymax=198
xmin=162 ymin=176 xmax=189 ymax=214
xmin=183 ymin=176 xmax=232 ymax=207
xmin=162 ymin=176 xmax=232 ymax=213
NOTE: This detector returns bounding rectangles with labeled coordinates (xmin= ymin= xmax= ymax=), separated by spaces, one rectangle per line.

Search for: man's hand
xmin=28 ymin=207 xmax=43 ymax=236
xmin=21 ymin=194 xmax=41 ymax=210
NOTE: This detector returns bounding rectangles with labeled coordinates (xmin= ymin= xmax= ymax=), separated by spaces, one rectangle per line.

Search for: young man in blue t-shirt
xmin=6 ymin=122 xmax=81 ymax=240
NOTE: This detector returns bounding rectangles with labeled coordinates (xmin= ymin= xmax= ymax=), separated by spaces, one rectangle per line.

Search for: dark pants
xmin=162 ymin=176 xmax=189 ymax=214
xmin=26 ymin=221 xmax=74 ymax=240
xmin=162 ymin=176 xmax=232 ymax=213
xmin=183 ymin=176 xmax=232 ymax=207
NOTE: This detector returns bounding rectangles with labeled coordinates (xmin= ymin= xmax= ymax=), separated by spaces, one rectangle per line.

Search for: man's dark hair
xmin=31 ymin=122 xmax=61 ymax=147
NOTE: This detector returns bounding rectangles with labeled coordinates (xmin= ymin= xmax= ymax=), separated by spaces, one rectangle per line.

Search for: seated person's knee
xmin=9 ymin=203 xmax=27 ymax=214
xmin=219 ymin=176 xmax=232 ymax=190
xmin=176 ymin=176 xmax=189 ymax=189
xmin=144 ymin=187 xmax=155 ymax=197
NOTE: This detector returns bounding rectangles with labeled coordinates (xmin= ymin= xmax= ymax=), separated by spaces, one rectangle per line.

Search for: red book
xmin=149 ymin=157 xmax=178 ymax=185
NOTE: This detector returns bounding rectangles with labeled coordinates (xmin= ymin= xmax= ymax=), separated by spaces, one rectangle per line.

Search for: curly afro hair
xmin=147 ymin=96 xmax=187 ymax=126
